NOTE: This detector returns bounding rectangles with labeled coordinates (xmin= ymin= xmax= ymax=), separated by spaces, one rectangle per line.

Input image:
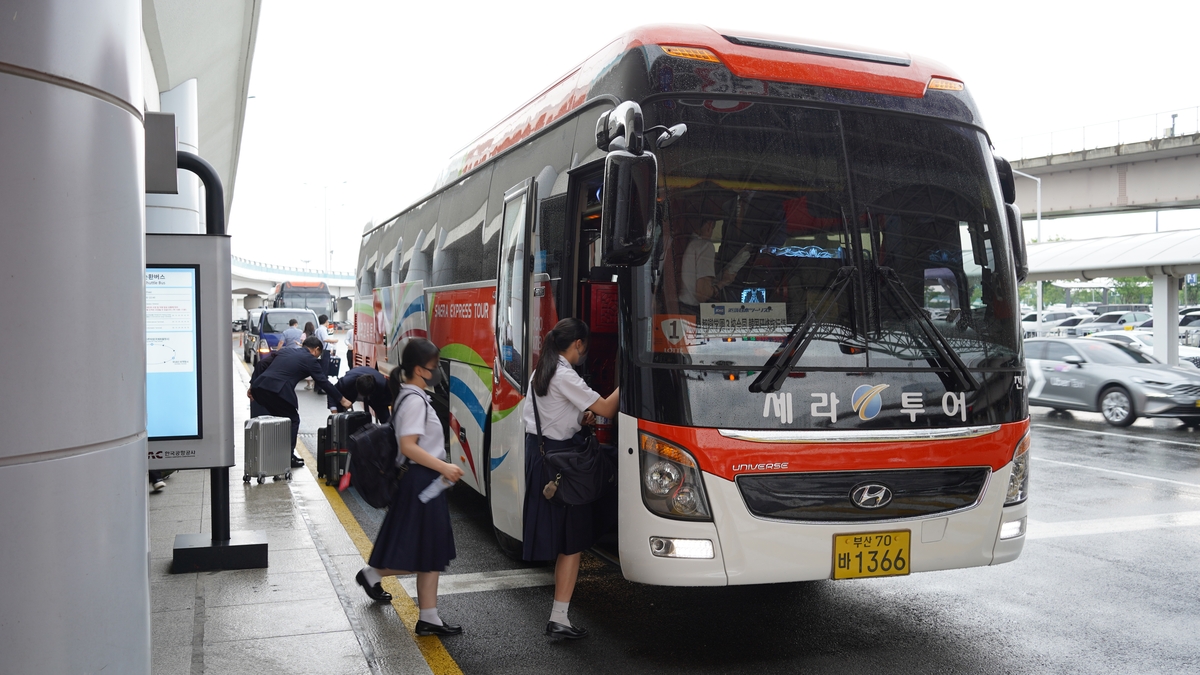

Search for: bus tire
xmin=1100 ymin=386 xmax=1136 ymax=427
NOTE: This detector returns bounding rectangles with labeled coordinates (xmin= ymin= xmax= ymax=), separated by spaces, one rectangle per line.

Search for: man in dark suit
xmin=327 ymin=366 xmax=391 ymax=423
xmin=250 ymin=336 xmax=352 ymax=467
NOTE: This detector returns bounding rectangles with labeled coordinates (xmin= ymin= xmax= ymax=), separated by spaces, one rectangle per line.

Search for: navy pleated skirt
xmin=522 ymin=433 xmax=617 ymax=561
xmin=369 ymin=463 xmax=456 ymax=572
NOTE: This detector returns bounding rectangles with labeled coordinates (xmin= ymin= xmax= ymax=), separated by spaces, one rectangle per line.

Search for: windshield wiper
xmin=749 ymin=265 xmax=857 ymax=394
xmin=875 ymin=266 xmax=978 ymax=392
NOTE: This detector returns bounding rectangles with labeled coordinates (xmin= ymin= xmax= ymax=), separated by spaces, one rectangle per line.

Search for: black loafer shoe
xmin=545 ymin=621 xmax=588 ymax=639
xmin=415 ymin=620 xmax=463 ymax=637
xmin=290 ymin=455 xmax=305 ymax=468
xmin=355 ymin=570 xmax=392 ymax=603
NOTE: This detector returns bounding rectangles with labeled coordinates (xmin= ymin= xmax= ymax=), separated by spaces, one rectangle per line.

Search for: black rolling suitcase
xmin=316 ymin=422 xmax=331 ymax=479
xmin=327 ymin=355 xmax=341 ymax=377
xmin=327 ymin=411 xmax=371 ymax=486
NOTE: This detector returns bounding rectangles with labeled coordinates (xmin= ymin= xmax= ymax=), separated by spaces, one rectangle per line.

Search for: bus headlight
xmin=640 ymin=432 xmax=712 ymax=521
xmin=1005 ymin=432 xmax=1031 ymax=505
xmin=645 ymin=461 xmax=682 ymax=496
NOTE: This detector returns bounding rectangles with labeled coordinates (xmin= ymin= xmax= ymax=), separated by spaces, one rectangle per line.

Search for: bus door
xmin=570 ymin=166 xmax=618 ymax=443
xmin=490 ymin=177 xmax=539 ymax=543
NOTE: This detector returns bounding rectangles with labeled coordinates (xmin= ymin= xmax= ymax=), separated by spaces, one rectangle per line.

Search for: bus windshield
xmin=639 ymin=101 xmax=1019 ymax=374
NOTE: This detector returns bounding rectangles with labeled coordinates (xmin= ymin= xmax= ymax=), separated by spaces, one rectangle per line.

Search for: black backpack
xmin=347 ymin=390 xmax=417 ymax=508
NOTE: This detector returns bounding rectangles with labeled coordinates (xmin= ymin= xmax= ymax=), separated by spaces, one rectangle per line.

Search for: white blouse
xmin=394 ymin=383 xmax=446 ymax=462
xmin=523 ymin=356 xmax=601 ymax=441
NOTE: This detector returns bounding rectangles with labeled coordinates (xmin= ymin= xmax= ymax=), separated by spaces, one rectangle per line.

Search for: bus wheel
xmin=1100 ymin=386 xmax=1136 ymax=427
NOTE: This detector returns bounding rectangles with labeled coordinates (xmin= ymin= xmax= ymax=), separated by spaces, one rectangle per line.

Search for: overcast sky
xmin=227 ymin=0 xmax=1200 ymax=271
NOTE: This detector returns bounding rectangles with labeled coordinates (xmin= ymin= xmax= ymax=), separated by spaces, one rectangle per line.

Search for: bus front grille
xmin=735 ymin=467 xmax=991 ymax=522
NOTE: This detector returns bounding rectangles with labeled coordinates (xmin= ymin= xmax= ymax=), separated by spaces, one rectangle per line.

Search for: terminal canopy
xmin=1026 ymin=230 xmax=1200 ymax=282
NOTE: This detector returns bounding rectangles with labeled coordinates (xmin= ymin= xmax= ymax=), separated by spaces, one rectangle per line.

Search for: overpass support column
xmin=0 ymin=1 xmax=150 ymax=672
xmin=1152 ymin=274 xmax=1180 ymax=366
xmin=243 ymin=293 xmax=264 ymax=310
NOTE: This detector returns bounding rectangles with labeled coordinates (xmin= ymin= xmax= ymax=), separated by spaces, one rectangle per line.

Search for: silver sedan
xmin=1025 ymin=337 xmax=1200 ymax=427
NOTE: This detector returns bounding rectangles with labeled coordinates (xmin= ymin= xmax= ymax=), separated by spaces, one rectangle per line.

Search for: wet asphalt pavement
xmin=283 ymin=351 xmax=1200 ymax=675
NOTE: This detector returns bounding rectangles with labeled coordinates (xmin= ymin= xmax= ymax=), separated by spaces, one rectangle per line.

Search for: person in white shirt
xmin=316 ymin=314 xmax=338 ymax=377
xmin=679 ymin=219 xmax=735 ymax=311
xmin=522 ymin=318 xmax=619 ymax=640
xmin=356 ymin=338 xmax=465 ymax=638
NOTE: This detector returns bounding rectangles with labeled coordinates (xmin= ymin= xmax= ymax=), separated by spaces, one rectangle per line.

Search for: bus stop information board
xmin=146 ymin=267 xmax=202 ymax=440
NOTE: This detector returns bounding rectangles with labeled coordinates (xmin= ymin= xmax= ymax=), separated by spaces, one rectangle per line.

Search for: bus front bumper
xmin=616 ymin=431 xmax=1026 ymax=586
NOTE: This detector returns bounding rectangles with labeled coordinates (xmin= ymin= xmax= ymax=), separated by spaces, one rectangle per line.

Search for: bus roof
xmin=433 ymin=24 xmax=962 ymax=192
xmin=276 ymin=281 xmax=329 ymax=290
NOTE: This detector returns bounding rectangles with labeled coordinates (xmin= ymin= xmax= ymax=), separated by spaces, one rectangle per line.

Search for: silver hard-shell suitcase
xmin=244 ymin=416 xmax=292 ymax=483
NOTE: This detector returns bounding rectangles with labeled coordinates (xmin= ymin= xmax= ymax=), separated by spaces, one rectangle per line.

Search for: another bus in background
xmin=267 ymin=281 xmax=334 ymax=319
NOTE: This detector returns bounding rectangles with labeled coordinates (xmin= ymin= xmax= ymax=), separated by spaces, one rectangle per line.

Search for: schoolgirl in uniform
xmin=356 ymin=338 xmax=465 ymax=637
xmin=523 ymin=318 xmax=620 ymax=640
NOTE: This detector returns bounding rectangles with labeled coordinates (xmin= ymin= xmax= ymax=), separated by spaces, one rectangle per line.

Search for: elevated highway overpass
xmin=1011 ymin=132 xmax=1200 ymax=220
xmin=231 ymin=255 xmax=357 ymax=319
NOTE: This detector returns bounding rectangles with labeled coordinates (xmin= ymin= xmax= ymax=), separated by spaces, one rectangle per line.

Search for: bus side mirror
xmin=600 ymin=150 xmax=657 ymax=266
xmin=1006 ymin=203 xmax=1027 ymax=282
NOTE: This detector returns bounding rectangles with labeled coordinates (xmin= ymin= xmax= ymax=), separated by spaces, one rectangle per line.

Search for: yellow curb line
xmin=296 ymin=439 xmax=464 ymax=675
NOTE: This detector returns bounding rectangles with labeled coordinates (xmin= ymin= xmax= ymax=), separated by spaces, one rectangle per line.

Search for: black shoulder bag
xmin=531 ymin=391 xmax=610 ymax=506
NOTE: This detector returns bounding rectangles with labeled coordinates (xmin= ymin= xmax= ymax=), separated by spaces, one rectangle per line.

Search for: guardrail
xmin=996 ymin=106 xmax=1200 ymax=160
xmin=231 ymin=255 xmax=354 ymax=280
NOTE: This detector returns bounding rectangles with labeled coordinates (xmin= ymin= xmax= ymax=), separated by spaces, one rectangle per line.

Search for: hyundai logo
xmin=850 ymin=483 xmax=893 ymax=509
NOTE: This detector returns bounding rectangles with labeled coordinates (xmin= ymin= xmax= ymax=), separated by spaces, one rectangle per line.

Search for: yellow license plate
xmin=833 ymin=530 xmax=911 ymax=579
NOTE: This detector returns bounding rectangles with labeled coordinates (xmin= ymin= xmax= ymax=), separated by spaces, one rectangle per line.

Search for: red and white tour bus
xmin=353 ymin=25 xmax=1031 ymax=585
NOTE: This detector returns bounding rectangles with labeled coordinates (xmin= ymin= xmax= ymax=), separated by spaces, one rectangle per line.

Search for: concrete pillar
xmin=337 ymin=296 xmax=353 ymax=320
xmin=1064 ymin=288 xmax=1072 ymax=307
xmin=1152 ymin=274 xmax=1180 ymax=366
xmin=145 ymin=79 xmax=201 ymax=234
xmin=0 ymin=1 xmax=151 ymax=673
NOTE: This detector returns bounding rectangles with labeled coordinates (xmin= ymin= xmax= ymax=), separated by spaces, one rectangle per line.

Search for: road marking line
xmin=296 ymin=440 xmax=463 ymax=675
xmin=399 ymin=568 xmax=554 ymax=598
xmin=1028 ymin=511 xmax=1200 ymax=540
xmin=1036 ymin=457 xmax=1200 ymax=489
xmin=1033 ymin=423 xmax=1200 ymax=448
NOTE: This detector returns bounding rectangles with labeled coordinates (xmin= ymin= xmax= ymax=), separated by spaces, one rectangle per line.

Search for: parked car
xmin=1133 ymin=313 xmax=1200 ymax=346
xmin=1072 ymin=311 xmax=1151 ymax=336
xmin=242 ymin=308 xmax=264 ymax=363
xmin=1025 ymin=337 xmax=1200 ymax=427
xmin=1047 ymin=316 xmax=1089 ymax=336
xmin=1020 ymin=308 xmax=1093 ymax=337
xmin=1094 ymin=303 xmax=1150 ymax=314
xmin=1086 ymin=331 xmax=1200 ymax=368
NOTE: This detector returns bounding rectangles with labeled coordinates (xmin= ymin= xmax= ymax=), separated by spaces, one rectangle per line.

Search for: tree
xmin=1110 ymin=277 xmax=1151 ymax=305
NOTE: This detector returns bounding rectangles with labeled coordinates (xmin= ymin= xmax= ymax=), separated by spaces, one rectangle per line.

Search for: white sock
xmin=418 ymin=607 xmax=442 ymax=626
xmin=549 ymin=600 xmax=570 ymax=627
xmin=361 ymin=566 xmax=382 ymax=586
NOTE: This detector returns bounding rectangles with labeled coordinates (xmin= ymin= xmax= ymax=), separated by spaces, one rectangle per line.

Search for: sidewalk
xmin=148 ymin=360 xmax=440 ymax=675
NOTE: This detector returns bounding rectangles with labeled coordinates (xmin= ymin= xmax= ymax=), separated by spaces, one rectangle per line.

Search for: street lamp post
xmin=1013 ymin=169 xmax=1042 ymax=335
xmin=323 ymin=181 xmax=348 ymax=278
